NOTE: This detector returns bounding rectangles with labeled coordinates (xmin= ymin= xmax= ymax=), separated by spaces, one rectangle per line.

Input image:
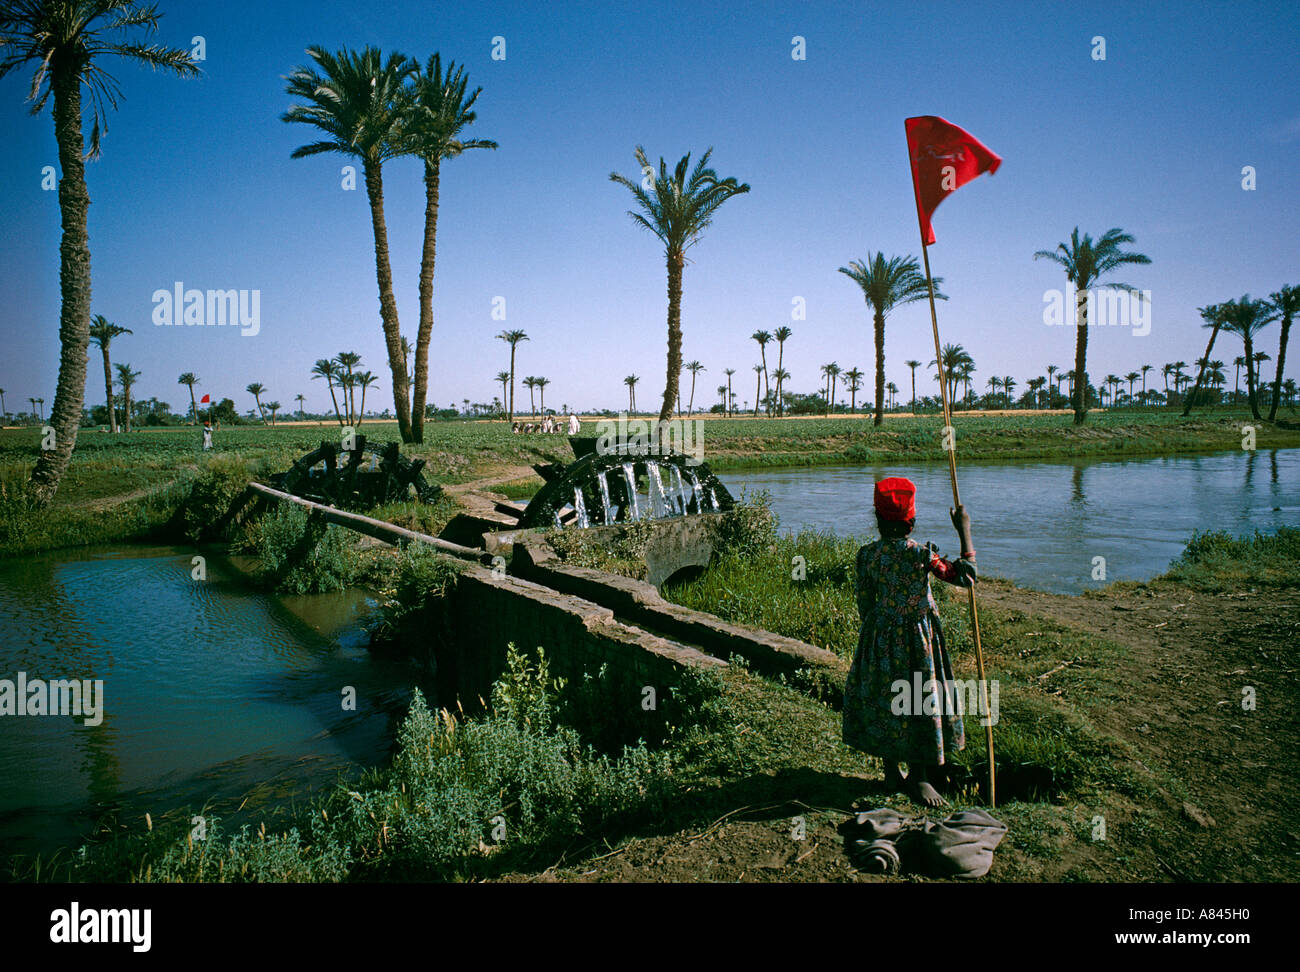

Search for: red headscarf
xmin=874 ymin=477 xmax=916 ymax=522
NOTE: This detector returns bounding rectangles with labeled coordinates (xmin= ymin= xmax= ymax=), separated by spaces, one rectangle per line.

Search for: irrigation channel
xmin=723 ymin=448 xmax=1300 ymax=593
xmin=1 ymin=448 xmax=1293 ymax=858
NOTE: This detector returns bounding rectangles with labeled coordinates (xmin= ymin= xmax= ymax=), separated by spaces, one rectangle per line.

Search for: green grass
xmin=1157 ymin=525 xmax=1300 ymax=591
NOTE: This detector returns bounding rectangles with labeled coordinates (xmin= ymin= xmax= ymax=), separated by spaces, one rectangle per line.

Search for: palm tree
xmin=1162 ymin=362 xmax=1174 ymax=398
xmin=311 ymin=359 xmax=345 ymax=426
xmin=0 ymin=388 xmax=6 ymax=423
xmin=115 ymin=362 xmax=139 ymax=432
xmin=265 ymin=401 xmax=281 ymax=425
xmin=751 ymin=364 xmax=762 ymax=416
xmin=36 ymin=397 xmax=45 ymax=421
xmin=751 ymin=330 xmax=771 ymax=407
xmin=901 ymin=360 xmax=921 ymax=413
xmin=523 ymin=376 xmax=538 ymax=418
xmin=1171 ymin=360 xmax=1187 ymax=399
xmin=986 ymin=376 xmax=1001 ymax=406
xmin=283 ymin=45 xmax=416 ymax=441
xmin=1208 ymin=360 xmax=1226 ymax=395
xmin=772 ymin=326 xmax=792 ymax=416
xmin=1213 ymin=297 xmax=1278 ymax=420
xmin=177 ymin=372 xmax=199 ymax=423
xmin=246 ymin=382 xmax=267 ymax=423
xmin=1028 ymin=376 xmax=1047 ymax=408
xmin=771 ymin=368 xmax=790 ymax=415
xmin=885 ymin=381 xmax=898 ymax=411
xmin=1045 ymin=364 xmax=1058 ymax=402
xmin=397 ymin=53 xmax=497 ymax=443
xmin=1267 ymin=285 xmax=1298 ymax=422
xmin=1184 ymin=303 xmax=1228 ymax=415
xmin=1283 ymin=378 xmax=1297 ymax=408
xmin=495 ymin=371 xmax=511 ymax=416
xmin=335 ymin=351 xmax=361 ymax=425
xmin=930 ymin=343 xmax=971 ymax=407
xmin=624 ymin=374 xmax=639 ymax=413
xmin=720 ymin=368 xmax=734 ymax=417
xmin=354 ymin=372 xmax=378 ymax=426
xmin=685 ymin=361 xmax=705 ymax=416
xmin=1003 ymin=376 xmax=1016 ymax=407
xmin=28 ymin=397 xmax=37 ymax=423
xmin=88 ymin=316 xmax=131 ymax=433
xmin=844 ymin=367 xmax=864 ymax=413
xmin=5 ymin=1 xmax=197 ymax=501
xmin=839 ymin=253 xmax=944 ymax=426
xmin=1102 ymin=375 xmax=1119 ymax=407
xmin=295 ymin=393 xmax=306 ymax=419
xmin=536 ymin=377 xmax=550 ymax=418
xmin=1139 ymin=364 xmax=1152 ymax=403
xmin=496 ymin=329 xmax=528 ymax=423
xmin=1232 ymin=356 xmax=1245 ymax=400
xmin=1034 ymin=227 xmax=1151 ymax=424
xmin=610 ymin=146 xmax=749 ymax=444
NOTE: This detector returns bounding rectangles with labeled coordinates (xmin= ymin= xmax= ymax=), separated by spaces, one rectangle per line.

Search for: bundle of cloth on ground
xmin=848 ymin=807 xmax=1007 ymax=878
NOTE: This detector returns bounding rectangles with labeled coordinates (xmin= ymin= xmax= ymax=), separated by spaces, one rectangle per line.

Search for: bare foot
xmin=911 ymin=779 xmax=947 ymax=807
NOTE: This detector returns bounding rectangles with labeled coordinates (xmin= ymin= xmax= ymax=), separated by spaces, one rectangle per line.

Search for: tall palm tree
xmin=335 ymin=351 xmax=362 ymax=425
xmin=930 ymin=343 xmax=971 ymax=407
xmin=751 ymin=364 xmax=762 ymax=416
xmin=266 ymin=401 xmax=281 ymax=425
xmin=624 ymin=374 xmax=638 ymax=413
xmin=902 ymin=360 xmax=921 ymax=413
xmin=1124 ymin=371 xmax=1139 ymax=401
xmin=354 ymin=371 xmax=378 ymax=427
xmin=5 ymin=1 xmax=197 ymax=501
xmin=1003 ymin=375 xmax=1017 ymax=407
xmin=1102 ymin=375 xmax=1119 ymax=407
xmin=686 ymin=361 xmax=705 ymax=415
xmin=886 ymin=381 xmax=898 ymax=411
xmin=177 ymin=372 xmax=199 ymax=423
xmin=1232 ymin=356 xmax=1245 ymax=400
xmin=115 ymin=362 xmax=139 ymax=432
xmin=610 ymin=146 xmax=749 ymax=444
xmin=283 ymin=45 xmax=417 ymax=441
xmin=1215 ymin=297 xmax=1279 ymax=421
xmin=36 ymin=397 xmax=45 ymax=421
xmin=772 ymin=326 xmax=792 ymax=416
xmin=397 ymin=53 xmax=497 ymax=443
xmin=536 ymin=376 xmax=549 ymax=418
xmin=986 ymin=376 xmax=1001 ymax=405
xmin=1139 ymin=364 xmax=1152 ymax=403
xmin=1045 ymin=364 xmax=1058 ymax=402
xmin=495 ymin=371 xmax=511 ymax=416
xmin=1028 ymin=376 xmax=1047 ymax=408
xmin=839 ymin=253 xmax=943 ymax=426
xmin=1033 ymin=227 xmax=1151 ymax=424
xmin=1184 ymin=303 xmax=1228 ymax=415
xmin=311 ymin=358 xmax=344 ymax=426
xmin=28 ymin=397 xmax=37 ymax=422
xmin=496 ymin=329 xmax=528 ymax=423
xmin=1267 ymin=285 xmax=1298 ymax=422
xmin=723 ymin=368 xmax=735 ymax=417
xmin=295 ymin=393 xmax=306 ymax=419
xmin=844 ymin=367 xmax=864 ymax=413
xmin=245 ymin=382 xmax=267 ymax=423
xmin=88 ymin=316 xmax=131 ymax=433
xmin=751 ymin=330 xmax=771 ymax=407
xmin=523 ymin=376 xmax=538 ymax=418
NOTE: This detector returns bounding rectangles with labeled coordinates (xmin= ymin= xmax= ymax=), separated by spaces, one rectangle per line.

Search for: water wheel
xmin=270 ymin=435 xmax=441 ymax=509
xmin=517 ymin=449 xmax=733 ymax=530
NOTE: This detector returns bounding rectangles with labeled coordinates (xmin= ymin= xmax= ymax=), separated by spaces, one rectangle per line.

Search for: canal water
xmin=723 ymin=449 xmax=1299 ymax=594
xmin=0 ymin=546 xmax=425 ymax=862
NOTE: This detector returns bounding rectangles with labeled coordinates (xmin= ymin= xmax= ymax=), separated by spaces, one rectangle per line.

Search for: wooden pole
xmin=919 ymin=240 xmax=996 ymax=808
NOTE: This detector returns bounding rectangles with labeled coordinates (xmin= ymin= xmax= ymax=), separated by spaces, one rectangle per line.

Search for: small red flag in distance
xmin=905 ymin=116 xmax=1002 ymax=245
xmin=200 ymin=394 xmax=210 ymax=403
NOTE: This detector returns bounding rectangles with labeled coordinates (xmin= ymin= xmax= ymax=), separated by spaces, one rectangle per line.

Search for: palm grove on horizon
xmin=4 ymin=3 xmax=1297 ymax=506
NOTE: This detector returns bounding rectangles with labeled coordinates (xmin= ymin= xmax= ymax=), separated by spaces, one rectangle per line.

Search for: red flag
xmin=200 ymin=394 xmax=210 ymax=403
xmin=905 ymin=116 xmax=1001 ymax=245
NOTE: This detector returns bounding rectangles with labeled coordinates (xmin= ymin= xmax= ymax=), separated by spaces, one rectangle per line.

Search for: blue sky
xmin=2 ymin=0 xmax=1297 ymax=418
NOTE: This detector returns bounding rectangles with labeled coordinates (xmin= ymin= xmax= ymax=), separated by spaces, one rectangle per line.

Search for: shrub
xmin=180 ymin=455 xmax=252 ymax=542
xmin=251 ymin=503 xmax=358 ymax=594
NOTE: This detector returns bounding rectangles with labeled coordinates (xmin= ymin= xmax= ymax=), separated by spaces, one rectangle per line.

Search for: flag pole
xmin=918 ymin=238 xmax=996 ymax=808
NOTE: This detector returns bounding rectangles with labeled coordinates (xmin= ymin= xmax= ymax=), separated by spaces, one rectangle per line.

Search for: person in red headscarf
xmin=842 ymin=476 xmax=976 ymax=807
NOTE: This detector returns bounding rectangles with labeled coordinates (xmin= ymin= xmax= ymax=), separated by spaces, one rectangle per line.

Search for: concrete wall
xmin=403 ymin=562 xmax=726 ymax=711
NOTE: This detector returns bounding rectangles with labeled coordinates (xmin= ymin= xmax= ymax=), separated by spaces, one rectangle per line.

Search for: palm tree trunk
xmin=362 ymin=160 xmax=413 ymax=442
xmin=358 ymin=386 xmax=367 ymax=428
xmin=29 ymin=67 xmax=92 ymax=505
xmin=1183 ymin=326 xmax=1221 ymax=416
xmin=910 ymin=371 xmax=917 ymax=414
xmin=873 ymin=310 xmax=886 ymax=426
xmin=1268 ymin=315 xmax=1291 ymax=422
xmin=187 ymin=385 xmax=198 ymax=424
xmin=1072 ymin=283 xmax=1089 ymax=424
xmin=658 ymin=254 xmax=685 ymax=448
xmin=760 ymin=348 xmax=769 ymax=408
xmin=689 ymin=374 xmax=697 ymax=416
xmin=508 ymin=349 xmax=516 ymax=423
xmin=101 ymin=348 xmax=117 ymax=434
xmin=1244 ymin=335 xmax=1262 ymax=421
xmin=753 ymin=372 xmax=760 ymax=416
xmin=411 ymin=159 xmax=440 ymax=443
xmin=326 ymin=377 xmax=343 ymax=426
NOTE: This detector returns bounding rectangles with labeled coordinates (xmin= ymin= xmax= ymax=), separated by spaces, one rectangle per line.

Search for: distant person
xmin=843 ymin=477 xmax=976 ymax=808
xmin=568 ymin=413 xmax=580 ymax=435
xmin=512 ymin=422 xmax=521 ymax=434
xmin=202 ymin=421 xmax=213 ymax=451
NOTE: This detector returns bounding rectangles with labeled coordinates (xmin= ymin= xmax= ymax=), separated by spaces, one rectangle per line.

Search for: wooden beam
xmin=246 ymin=482 xmax=492 ymax=564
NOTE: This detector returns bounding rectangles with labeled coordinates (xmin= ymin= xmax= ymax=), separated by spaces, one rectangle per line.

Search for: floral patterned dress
xmin=842 ymin=537 xmax=976 ymax=765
